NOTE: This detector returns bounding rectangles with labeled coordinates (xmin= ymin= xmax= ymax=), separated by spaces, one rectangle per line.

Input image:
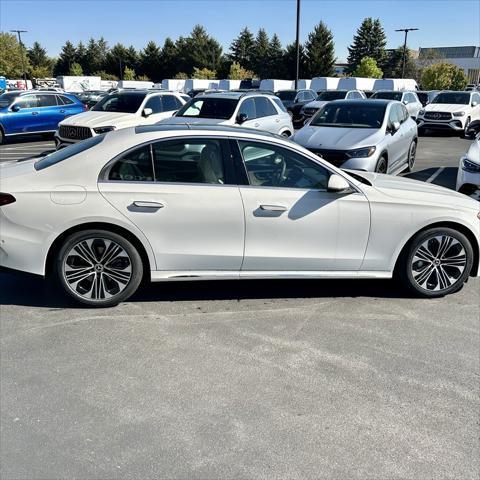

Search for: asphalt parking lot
xmin=1 ymin=133 xmax=479 ymax=479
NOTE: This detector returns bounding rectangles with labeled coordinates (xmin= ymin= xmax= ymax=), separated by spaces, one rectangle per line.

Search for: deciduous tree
xmin=353 ymin=56 xmax=382 ymax=78
xmin=421 ymin=62 xmax=468 ymax=90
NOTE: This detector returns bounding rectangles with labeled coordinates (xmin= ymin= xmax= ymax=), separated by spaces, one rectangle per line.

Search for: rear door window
xmin=37 ymin=94 xmax=57 ymax=107
xmin=162 ymin=95 xmax=180 ymax=112
xmin=238 ymin=98 xmax=256 ymax=120
xmin=57 ymin=95 xmax=75 ymax=105
xmin=144 ymin=95 xmax=163 ymax=113
xmin=108 ymin=145 xmax=154 ymax=182
xmin=15 ymin=95 xmax=38 ymax=109
xmin=272 ymin=97 xmax=287 ymax=112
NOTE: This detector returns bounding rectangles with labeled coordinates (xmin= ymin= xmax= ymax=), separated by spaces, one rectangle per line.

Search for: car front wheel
xmin=398 ymin=227 xmax=473 ymax=297
xmin=55 ymin=230 xmax=143 ymax=307
xmin=406 ymin=140 xmax=417 ymax=172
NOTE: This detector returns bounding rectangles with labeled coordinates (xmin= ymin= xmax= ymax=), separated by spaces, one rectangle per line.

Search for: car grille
xmin=424 ymin=112 xmax=452 ymax=121
xmin=303 ymin=108 xmax=319 ymax=117
xmin=59 ymin=125 xmax=92 ymax=140
xmin=309 ymin=149 xmax=348 ymax=166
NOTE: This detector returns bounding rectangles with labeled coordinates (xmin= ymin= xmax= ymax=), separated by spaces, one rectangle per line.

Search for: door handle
xmin=31 ymin=111 xmax=39 ymax=115
xmin=254 ymin=123 xmax=260 ymax=127
xmin=275 ymin=118 xmax=280 ymax=122
xmin=132 ymin=201 xmax=164 ymax=209
xmin=260 ymin=204 xmax=288 ymax=212
xmin=59 ymin=109 xmax=65 ymax=113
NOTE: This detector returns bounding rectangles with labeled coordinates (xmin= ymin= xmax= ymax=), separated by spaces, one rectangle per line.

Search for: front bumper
xmin=416 ymin=117 xmax=465 ymax=131
xmin=456 ymin=159 xmax=480 ymax=200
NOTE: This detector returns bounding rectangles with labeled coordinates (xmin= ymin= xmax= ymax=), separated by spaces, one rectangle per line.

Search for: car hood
xmin=303 ymin=100 xmax=328 ymax=109
xmin=346 ymin=170 xmax=479 ymax=210
xmin=294 ymin=125 xmax=381 ymax=149
xmin=465 ymin=138 xmax=480 ymax=164
xmin=425 ymin=104 xmax=471 ymax=113
xmin=59 ymin=111 xmax=136 ymax=127
xmin=158 ymin=117 xmax=229 ymax=125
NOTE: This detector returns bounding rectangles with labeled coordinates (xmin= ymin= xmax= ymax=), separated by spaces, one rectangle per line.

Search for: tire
xmin=462 ymin=117 xmax=471 ymax=138
xmin=0 ymin=127 xmax=4 ymax=145
xmin=375 ymin=155 xmax=388 ymax=174
xmin=406 ymin=140 xmax=417 ymax=172
xmin=397 ymin=227 xmax=473 ymax=298
xmin=54 ymin=229 xmax=144 ymax=307
xmin=281 ymin=130 xmax=291 ymax=138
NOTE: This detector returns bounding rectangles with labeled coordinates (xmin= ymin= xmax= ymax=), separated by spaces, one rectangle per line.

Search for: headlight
xmin=461 ymin=157 xmax=480 ymax=173
xmin=93 ymin=126 xmax=116 ymax=134
xmin=418 ymin=109 xmax=425 ymax=116
xmin=453 ymin=111 xmax=465 ymax=117
xmin=347 ymin=146 xmax=376 ymax=158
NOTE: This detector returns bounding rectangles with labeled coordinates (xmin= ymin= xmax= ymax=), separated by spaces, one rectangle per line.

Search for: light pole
xmin=395 ymin=27 xmax=419 ymax=78
xmin=294 ymin=0 xmax=301 ymax=89
xmin=10 ymin=29 xmax=28 ymax=82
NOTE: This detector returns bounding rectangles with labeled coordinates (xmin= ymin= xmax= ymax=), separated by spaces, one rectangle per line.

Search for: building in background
xmin=417 ymin=46 xmax=480 ymax=83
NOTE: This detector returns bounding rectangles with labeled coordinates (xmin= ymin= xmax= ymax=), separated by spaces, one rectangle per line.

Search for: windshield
xmin=432 ymin=92 xmax=470 ymax=105
xmin=276 ymin=91 xmax=297 ymax=101
xmin=35 ymin=135 xmax=105 ymax=170
xmin=316 ymin=91 xmax=347 ymax=101
xmin=0 ymin=92 xmax=21 ymax=108
xmin=92 ymin=92 xmax=145 ymax=113
xmin=311 ymin=102 xmax=386 ymax=128
xmin=372 ymin=91 xmax=403 ymax=101
xmin=176 ymin=97 xmax=238 ymax=119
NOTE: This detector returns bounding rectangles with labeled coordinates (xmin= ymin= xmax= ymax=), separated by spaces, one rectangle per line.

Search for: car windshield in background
xmin=0 ymin=92 xmax=21 ymax=108
xmin=372 ymin=91 xmax=403 ymax=101
xmin=432 ymin=92 xmax=470 ymax=105
xmin=176 ymin=98 xmax=238 ymax=119
xmin=276 ymin=91 xmax=297 ymax=101
xmin=92 ymin=93 xmax=145 ymax=113
xmin=311 ymin=103 xmax=386 ymax=128
xmin=316 ymin=91 xmax=348 ymax=101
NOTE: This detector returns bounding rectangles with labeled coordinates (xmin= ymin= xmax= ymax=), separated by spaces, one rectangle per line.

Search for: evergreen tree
xmin=84 ymin=38 xmax=109 ymax=75
xmin=252 ymin=28 xmax=270 ymax=78
xmin=140 ymin=41 xmax=162 ymax=81
xmin=28 ymin=41 xmax=54 ymax=77
xmin=176 ymin=25 xmax=222 ymax=74
xmin=384 ymin=46 xmax=418 ymax=79
xmin=304 ymin=21 xmax=336 ymax=78
xmin=104 ymin=43 xmax=129 ymax=78
xmin=346 ymin=18 xmax=386 ymax=74
xmin=229 ymin=27 xmax=255 ymax=71
xmin=69 ymin=62 xmax=83 ymax=76
xmin=267 ymin=34 xmax=284 ymax=78
xmin=160 ymin=37 xmax=178 ymax=78
xmin=54 ymin=41 xmax=77 ymax=75
xmin=282 ymin=42 xmax=306 ymax=80
xmin=125 ymin=45 xmax=139 ymax=72
xmin=75 ymin=41 xmax=88 ymax=73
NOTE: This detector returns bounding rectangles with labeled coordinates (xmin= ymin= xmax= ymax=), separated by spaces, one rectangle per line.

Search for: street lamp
xmin=395 ymin=28 xmax=419 ymax=79
xmin=10 ymin=29 xmax=28 ymax=82
xmin=294 ymin=0 xmax=301 ymax=89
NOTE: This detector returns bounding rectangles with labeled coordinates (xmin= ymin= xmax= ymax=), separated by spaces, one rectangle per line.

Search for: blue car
xmin=0 ymin=91 xmax=85 ymax=144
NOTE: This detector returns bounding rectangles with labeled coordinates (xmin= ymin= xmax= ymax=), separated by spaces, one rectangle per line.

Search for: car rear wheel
xmin=398 ymin=227 xmax=473 ymax=298
xmin=55 ymin=230 xmax=143 ymax=307
xmin=0 ymin=128 xmax=4 ymax=145
xmin=406 ymin=140 xmax=417 ymax=172
xmin=375 ymin=156 xmax=388 ymax=174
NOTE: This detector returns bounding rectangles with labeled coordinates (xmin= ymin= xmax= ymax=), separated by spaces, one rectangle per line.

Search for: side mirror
xmin=142 ymin=107 xmax=153 ymax=117
xmin=11 ymin=104 xmax=20 ymax=112
xmin=403 ymin=100 xmax=408 ymax=105
xmin=327 ymin=174 xmax=352 ymax=193
xmin=389 ymin=121 xmax=401 ymax=134
xmin=472 ymin=101 xmax=478 ymax=107
xmin=236 ymin=113 xmax=248 ymax=124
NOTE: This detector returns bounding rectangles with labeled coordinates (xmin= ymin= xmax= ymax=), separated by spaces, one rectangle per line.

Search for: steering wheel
xmin=272 ymin=155 xmax=287 ymax=186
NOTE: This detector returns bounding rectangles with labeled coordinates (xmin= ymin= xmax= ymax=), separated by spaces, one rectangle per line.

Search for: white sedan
xmin=457 ymin=135 xmax=480 ymax=200
xmin=1 ymin=125 xmax=479 ymax=307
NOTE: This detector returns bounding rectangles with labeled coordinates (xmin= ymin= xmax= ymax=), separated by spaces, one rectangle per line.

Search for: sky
xmin=1 ymin=0 xmax=479 ymax=62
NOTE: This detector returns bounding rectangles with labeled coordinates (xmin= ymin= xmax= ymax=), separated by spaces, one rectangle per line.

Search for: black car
xmin=466 ymin=119 xmax=480 ymax=138
xmin=239 ymin=79 xmax=260 ymax=90
xmin=276 ymin=89 xmax=317 ymax=127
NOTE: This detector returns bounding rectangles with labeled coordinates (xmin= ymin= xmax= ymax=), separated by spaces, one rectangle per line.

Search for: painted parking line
xmin=425 ymin=167 xmax=445 ymax=183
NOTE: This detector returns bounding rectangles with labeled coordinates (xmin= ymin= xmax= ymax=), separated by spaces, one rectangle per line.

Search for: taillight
xmin=0 ymin=193 xmax=16 ymax=206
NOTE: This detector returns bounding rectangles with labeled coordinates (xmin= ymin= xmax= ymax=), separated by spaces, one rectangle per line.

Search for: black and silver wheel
xmin=0 ymin=128 xmax=4 ymax=145
xmin=406 ymin=140 xmax=417 ymax=172
xmin=375 ymin=156 xmax=388 ymax=174
xmin=55 ymin=230 xmax=143 ymax=307
xmin=281 ymin=131 xmax=291 ymax=138
xmin=399 ymin=227 xmax=473 ymax=297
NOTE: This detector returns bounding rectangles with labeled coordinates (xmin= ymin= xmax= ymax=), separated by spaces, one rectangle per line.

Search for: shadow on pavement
xmin=403 ymin=167 xmax=458 ymax=190
xmin=0 ymin=270 xmax=419 ymax=309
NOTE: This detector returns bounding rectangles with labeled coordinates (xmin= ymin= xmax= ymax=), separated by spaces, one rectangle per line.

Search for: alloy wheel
xmin=376 ymin=157 xmax=388 ymax=174
xmin=410 ymin=235 xmax=467 ymax=292
xmin=62 ymin=237 xmax=132 ymax=301
xmin=408 ymin=142 xmax=416 ymax=170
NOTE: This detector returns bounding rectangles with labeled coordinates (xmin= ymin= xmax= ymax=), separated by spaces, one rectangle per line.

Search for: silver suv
xmin=293 ymin=99 xmax=418 ymax=175
xmin=160 ymin=91 xmax=294 ymax=136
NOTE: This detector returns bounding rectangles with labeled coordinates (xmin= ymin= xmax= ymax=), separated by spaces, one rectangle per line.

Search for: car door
xmin=255 ymin=97 xmax=282 ymax=133
xmin=385 ymin=104 xmax=406 ymax=171
xmin=139 ymin=95 xmax=164 ymax=125
xmin=57 ymin=94 xmax=84 ymax=120
xmin=233 ymin=139 xmax=370 ymax=272
xmin=408 ymin=93 xmax=422 ymax=118
xmin=238 ymin=97 xmax=259 ymax=129
xmin=392 ymin=104 xmax=412 ymax=168
xmin=35 ymin=94 xmax=63 ymax=131
xmin=471 ymin=93 xmax=480 ymax=121
xmin=7 ymin=94 xmax=40 ymax=134
xmin=98 ymin=136 xmax=245 ymax=272
xmin=159 ymin=94 xmax=184 ymax=121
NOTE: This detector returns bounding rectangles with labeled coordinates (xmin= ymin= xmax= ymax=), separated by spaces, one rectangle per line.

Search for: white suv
xmin=54 ymin=90 xmax=186 ymax=148
xmin=371 ymin=90 xmax=423 ymax=119
xmin=160 ymin=92 xmax=294 ymax=136
xmin=416 ymin=90 xmax=480 ymax=136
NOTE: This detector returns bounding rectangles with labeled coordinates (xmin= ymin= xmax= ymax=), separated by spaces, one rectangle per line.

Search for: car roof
xmin=197 ymin=91 xmax=275 ymax=100
xmin=329 ymin=99 xmax=394 ymax=106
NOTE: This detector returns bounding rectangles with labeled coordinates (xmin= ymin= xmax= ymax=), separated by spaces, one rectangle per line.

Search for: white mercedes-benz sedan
xmin=1 ymin=125 xmax=479 ymax=307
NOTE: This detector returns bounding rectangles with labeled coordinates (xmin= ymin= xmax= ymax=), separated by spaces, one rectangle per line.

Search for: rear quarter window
xmin=272 ymin=97 xmax=287 ymax=112
xmin=34 ymin=135 xmax=104 ymax=171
